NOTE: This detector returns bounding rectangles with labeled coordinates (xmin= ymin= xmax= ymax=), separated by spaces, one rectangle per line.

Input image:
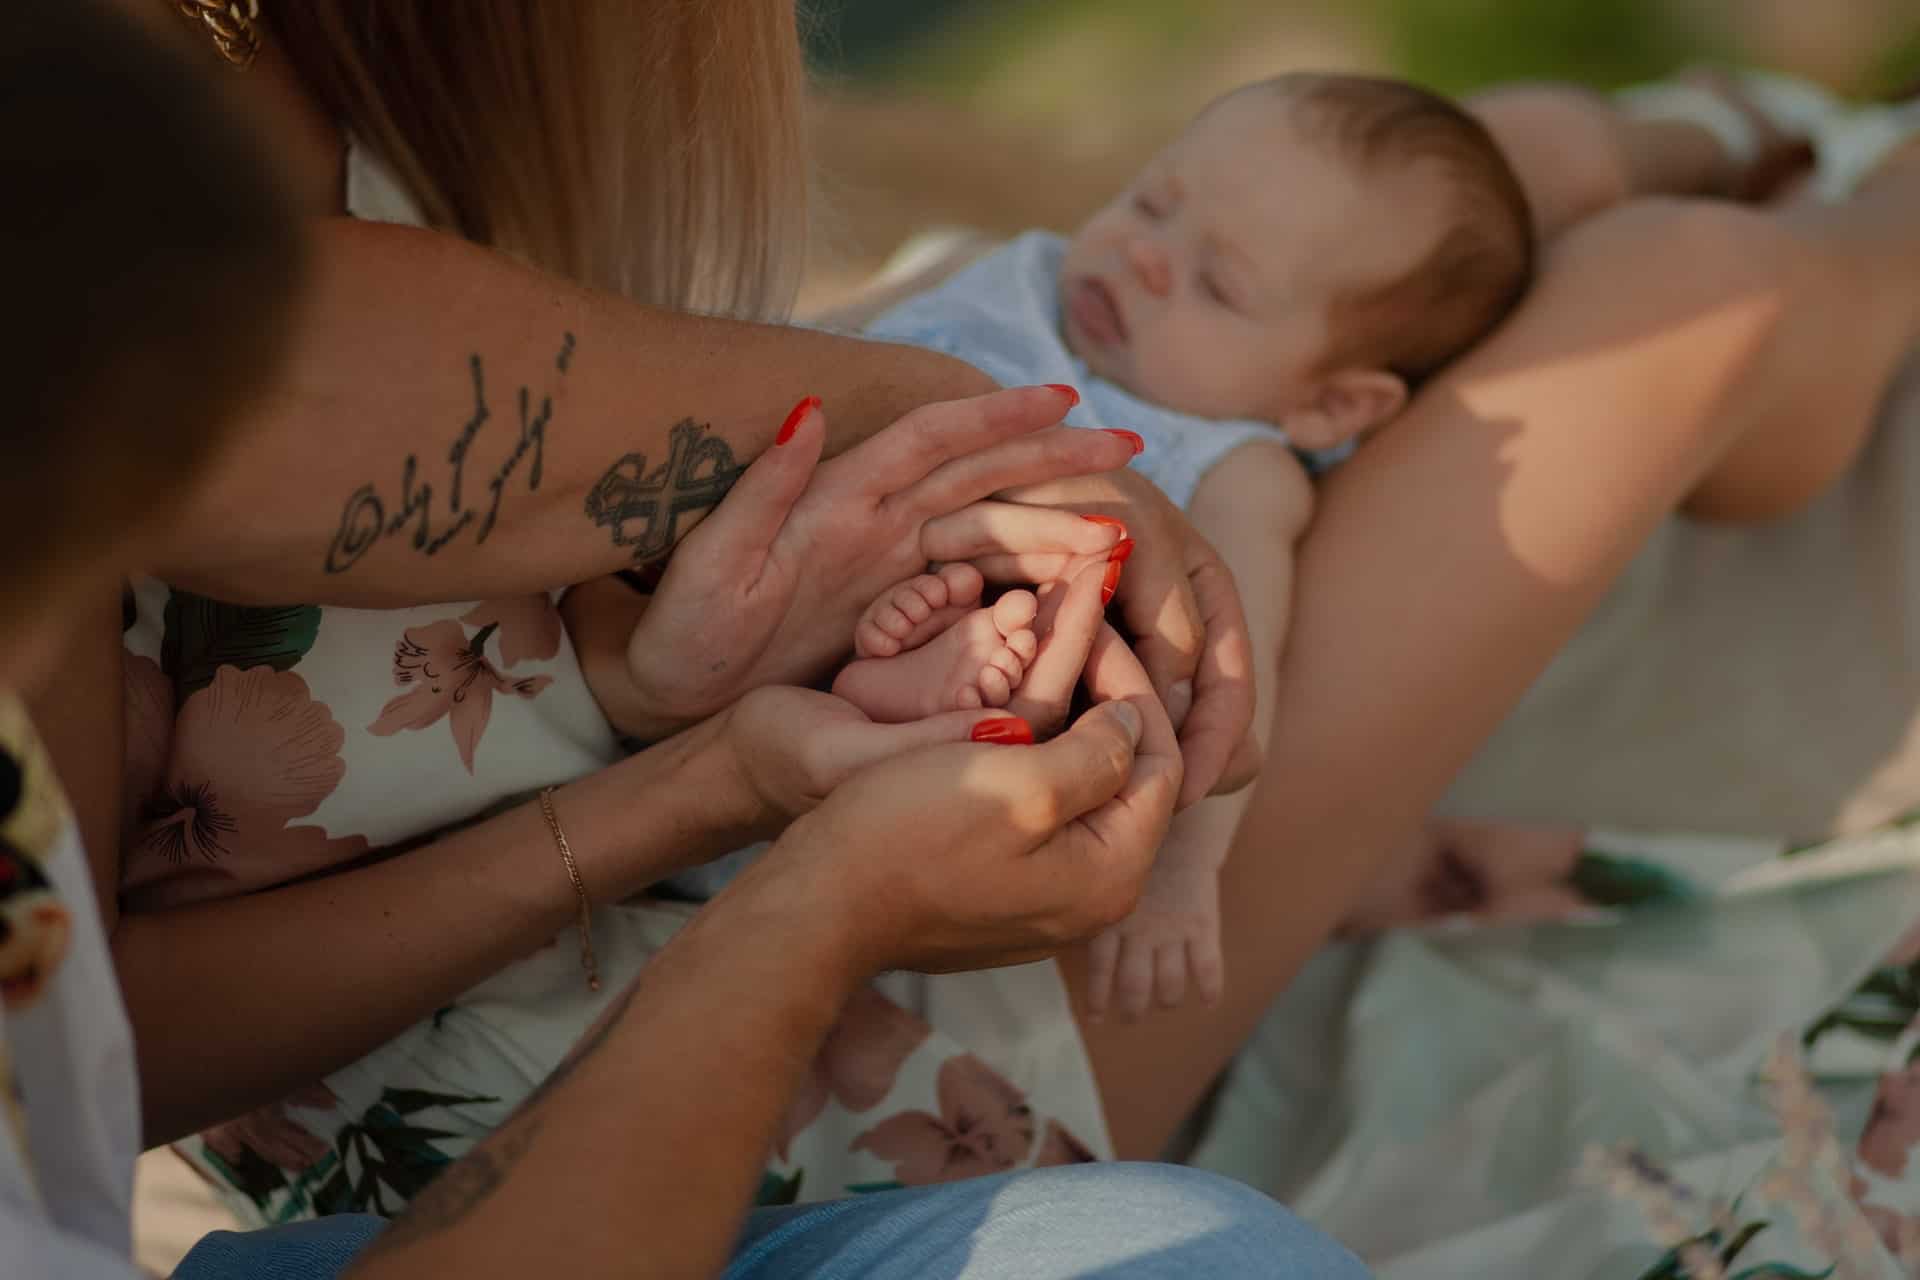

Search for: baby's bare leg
xmin=1684 ymin=140 xmax=1920 ymax=521
xmin=1476 ymin=85 xmax=1920 ymax=522
xmin=1468 ymin=83 xmax=1756 ymax=238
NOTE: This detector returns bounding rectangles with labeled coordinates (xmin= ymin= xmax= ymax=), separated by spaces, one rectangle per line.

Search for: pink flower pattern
xmin=201 ymin=1083 xmax=339 ymax=1174
xmin=850 ymin=1054 xmax=1037 ymax=1185
xmin=1032 ymin=1120 xmax=1097 ymax=1167
xmin=123 ymin=662 xmax=368 ymax=909
xmin=779 ymin=986 xmax=930 ymax=1159
xmin=460 ymin=597 xmax=563 ymax=669
xmin=367 ymin=618 xmax=552 ymax=773
xmin=1859 ymin=1060 xmax=1920 ymax=1179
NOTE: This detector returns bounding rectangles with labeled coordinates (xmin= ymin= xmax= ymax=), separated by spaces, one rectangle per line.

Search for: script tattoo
xmin=324 ymin=332 xmax=574 ymax=575
xmin=584 ymin=418 xmax=743 ymax=571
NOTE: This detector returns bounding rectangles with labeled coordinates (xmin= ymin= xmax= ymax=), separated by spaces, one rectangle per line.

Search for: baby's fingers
xmin=1189 ymin=934 xmax=1226 ymax=1009
xmin=1085 ymin=929 xmax=1121 ymax=1022
xmin=1154 ymin=942 xmax=1190 ymax=1011
xmin=1113 ymin=934 xmax=1156 ymax=1022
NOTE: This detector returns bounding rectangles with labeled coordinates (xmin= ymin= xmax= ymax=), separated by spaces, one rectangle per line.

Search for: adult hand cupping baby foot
xmin=737 ymin=688 xmax=1182 ymax=979
xmin=987 ymin=467 xmax=1258 ymax=808
xmin=715 ymin=684 xmax=1038 ymax=841
xmin=619 ymin=386 xmax=1129 ymax=739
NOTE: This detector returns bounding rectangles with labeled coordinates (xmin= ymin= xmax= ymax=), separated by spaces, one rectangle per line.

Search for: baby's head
xmin=1060 ymin=73 xmax=1533 ymax=448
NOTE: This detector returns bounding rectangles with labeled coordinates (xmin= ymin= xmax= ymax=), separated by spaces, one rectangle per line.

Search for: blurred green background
xmin=797 ymin=0 xmax=1920 ymax=303
xmin=809 ymin=0 xmax=1920 ymax=100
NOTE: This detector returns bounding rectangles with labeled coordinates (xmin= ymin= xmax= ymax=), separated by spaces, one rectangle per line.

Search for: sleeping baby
xmin=574 ymin=71 xmax=1535 ymax=1013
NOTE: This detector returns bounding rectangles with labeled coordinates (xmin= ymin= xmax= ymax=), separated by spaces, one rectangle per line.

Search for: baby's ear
xmin=1288 ymin=369 xmax=1407 ymax=450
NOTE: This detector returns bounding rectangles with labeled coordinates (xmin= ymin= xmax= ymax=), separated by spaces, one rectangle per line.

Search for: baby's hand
xmin=1085 ymin=836 xmax=1226 ymax=1020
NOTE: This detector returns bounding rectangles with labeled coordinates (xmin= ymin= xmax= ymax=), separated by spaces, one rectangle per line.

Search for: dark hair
xmin=1277 ymin=73 xmax=1534 ymax=386
xmin=1 ymin=0 xmax=304 ymax=607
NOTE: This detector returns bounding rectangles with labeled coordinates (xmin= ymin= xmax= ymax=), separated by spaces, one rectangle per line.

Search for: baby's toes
xmin=989 ymin=588 xmax=1038 ymax=639
xmin=985 ymin=642 xmax=1027 ymax=691
xmin=956 ymin=684 xmax=984 ymax=710
xmin=975 ymin=662 xmax=1013 ymax=707
xmin=892 ymin=577 xmax=943 ymax=625
xmin=854 ymin=607 xmax=913 ymax=658
xmin=935 ymin=562 xmax=985 ymax=609
xmin=1004 ymin=627 xmax=1038 ymax=667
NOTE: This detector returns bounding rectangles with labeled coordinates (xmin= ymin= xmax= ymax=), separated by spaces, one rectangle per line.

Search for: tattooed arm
xmin=345 ymin=697 xmax=1174 ymax=1279
xmin=343 ymin=872 xmax=859 ymax=1280
xmin=150 ymin=217 xmax=1000 ymax=608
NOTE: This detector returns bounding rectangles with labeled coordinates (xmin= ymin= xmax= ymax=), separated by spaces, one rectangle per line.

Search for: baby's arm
xmin=561 ymin=576 xmax=660 ymax=740
xmin=1467 ymin=78 xmax=1807 ymax=241
xmin=1086 ymin=441 xmax=1313 ymax=1018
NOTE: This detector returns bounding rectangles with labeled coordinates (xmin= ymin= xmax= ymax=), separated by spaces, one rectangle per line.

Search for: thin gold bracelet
xmin=538 ymin=787 xmax=601 ymax=992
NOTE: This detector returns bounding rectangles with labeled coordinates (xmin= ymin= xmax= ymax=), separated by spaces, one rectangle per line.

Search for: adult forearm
xmin=154 ymin=216 xmax=995 ymax=607
xmin=121 ymin=719 xmax=753 ymax=1143
xmin=344 ymin=854 xmax=861 ymax=1280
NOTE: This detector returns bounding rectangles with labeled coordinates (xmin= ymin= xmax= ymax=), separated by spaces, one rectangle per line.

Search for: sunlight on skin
xmin=1463 ymin=290 xmax=1791 ymax=583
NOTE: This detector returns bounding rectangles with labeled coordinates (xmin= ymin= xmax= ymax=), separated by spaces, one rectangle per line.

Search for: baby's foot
xmin=833 ymin=589 xmax=1039 ymax=723
xmin=852 ymin=563 xmax=985 ymax=660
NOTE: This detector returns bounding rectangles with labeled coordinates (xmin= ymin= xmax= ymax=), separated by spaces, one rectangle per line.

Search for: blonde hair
xmin=275 ymin=1 xmax=809 ymax=319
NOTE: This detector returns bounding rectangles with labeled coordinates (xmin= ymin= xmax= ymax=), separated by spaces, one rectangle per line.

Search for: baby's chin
xmin=1060 ymin=314 xmax=1152 ymax=400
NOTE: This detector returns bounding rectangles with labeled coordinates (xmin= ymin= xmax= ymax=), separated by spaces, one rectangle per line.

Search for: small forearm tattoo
xmin=585 ymin=418 xmax=743 ymax=582
xmin=324 ymin=332 xmax=574 ymax=575
xmin=353 ymin=1120 xmax=540 ymax=1262
xmin=354 ymin=978 xmax=642 ymax=1262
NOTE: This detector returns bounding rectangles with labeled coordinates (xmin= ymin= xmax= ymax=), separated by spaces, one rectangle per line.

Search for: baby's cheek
xmin=1122 ymin=331 xmax=1190 ymax=395
xmin=1137 ymin=339 xmax=1233 ymax=418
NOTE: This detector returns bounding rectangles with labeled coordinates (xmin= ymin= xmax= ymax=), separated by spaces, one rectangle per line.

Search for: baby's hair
xmin=1268 ymin=72 xmax=1535 ymax=387
xmin=1 ymin=0 xmax=305 ymax=610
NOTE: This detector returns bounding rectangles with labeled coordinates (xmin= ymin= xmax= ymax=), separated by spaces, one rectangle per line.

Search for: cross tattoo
xmin=585 ymin=418 xmax=743 ymax=566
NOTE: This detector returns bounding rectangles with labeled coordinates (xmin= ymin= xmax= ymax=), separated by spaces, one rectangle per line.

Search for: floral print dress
xmin=126 ymin=140 xmax=1107 ymax=1229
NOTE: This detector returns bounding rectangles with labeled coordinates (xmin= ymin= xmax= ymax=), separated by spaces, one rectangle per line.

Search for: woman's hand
xmin=986 ymin=468 xmax=1259 ymax=809
xmin=736 ymin=677 xmax=1184 ymax=979
xmin=717 ymin=686 xmax=1030 ymax=839
xmin=618 ymin=386 xmax=1131 ymax=739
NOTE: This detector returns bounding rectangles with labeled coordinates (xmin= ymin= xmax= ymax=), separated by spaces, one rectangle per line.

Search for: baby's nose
xmin=1126 ymin=237 xmax=1173 ymax=298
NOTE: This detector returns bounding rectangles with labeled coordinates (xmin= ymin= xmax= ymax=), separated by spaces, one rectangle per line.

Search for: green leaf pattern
xmin=160 ymin=590 xmax=322 ymax=699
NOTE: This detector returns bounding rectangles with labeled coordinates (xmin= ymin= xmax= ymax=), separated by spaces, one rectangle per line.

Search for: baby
xmin=575 ymin=72 xmax=1535 ymax=1009
xmin=867 ymin=72 xmax=1534 ymax=1013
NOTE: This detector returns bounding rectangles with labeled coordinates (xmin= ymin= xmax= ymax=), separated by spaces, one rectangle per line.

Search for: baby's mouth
xmin=1066 ymin=276 xmax=1129 ymax=349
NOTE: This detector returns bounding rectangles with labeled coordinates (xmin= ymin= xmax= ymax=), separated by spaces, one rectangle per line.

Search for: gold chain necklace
xmin=173 ymin=0 xmax=261 ymax=68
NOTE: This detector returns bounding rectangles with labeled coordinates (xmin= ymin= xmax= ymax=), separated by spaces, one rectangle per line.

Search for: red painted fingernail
xmin=776 ymin=395 xmax=821 ymax=445
xmin=1081 ymin=514 xmax=1127 ymax=536
xmin=1103 ymin=429 xmax=1145 ymax=455
xmin=1101 ymin=558 xmax=1125 ymax=606
xmin=1107 ymin=537 xmax=1135 ymax=566
xmin=970 ymin=717 xmax=1034 ymax=746
xmin=1045 ymin=383 xmax=1081 ymax=407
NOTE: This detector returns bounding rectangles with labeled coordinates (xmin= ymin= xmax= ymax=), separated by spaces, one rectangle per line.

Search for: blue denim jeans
xmin=173 ymin=1163 xmax=1369 ymax=1278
